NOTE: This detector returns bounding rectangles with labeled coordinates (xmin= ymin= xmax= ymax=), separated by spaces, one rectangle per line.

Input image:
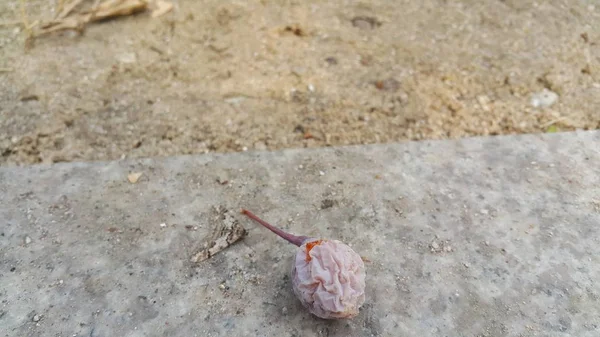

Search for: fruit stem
xmin=241 ymin=209 xmax=309 ymax=247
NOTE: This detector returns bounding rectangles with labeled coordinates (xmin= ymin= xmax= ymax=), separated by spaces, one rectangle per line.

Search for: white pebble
xmin=160 ymin=223 xmax=167 ymax=228
xmin=319 ymin=171 xmax=325 ymax=176
xmin=117 ymin=52 xmax=137 ymax=64
xmin=530 ymin=89 xmax=558 ymax=108
xmin=25 ymin=236 xmax=32 ymax=244
xmin=33 ymin=315 xmax=40 ymax=322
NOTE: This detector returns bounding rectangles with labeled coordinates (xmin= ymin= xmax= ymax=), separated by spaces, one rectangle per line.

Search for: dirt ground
xmin=0 ymin=0 xmax=599 ymax=166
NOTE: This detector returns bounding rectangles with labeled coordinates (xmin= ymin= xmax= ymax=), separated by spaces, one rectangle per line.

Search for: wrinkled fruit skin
xmin=291 ymin=239 xmax=366 ymax=319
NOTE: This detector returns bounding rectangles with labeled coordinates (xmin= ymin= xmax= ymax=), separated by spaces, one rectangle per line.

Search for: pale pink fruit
xmin=241 ymin=209 xmax=366 ymax=319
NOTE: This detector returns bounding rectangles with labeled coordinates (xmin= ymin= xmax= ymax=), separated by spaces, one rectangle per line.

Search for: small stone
xmin=308 ymin=84 xmax=315 ymax=92
xmin=25 ymin=236 xmax=32 ymax=244
xmin=127 ymin=172 xmax=143 ymax=184
xmin=351 ymin=16 xmax=381 ymax=30
xmin=319 ymin=171 xmax=325 ymax=176
xmin=33 ymin=315 xmax=40 ymax=322
xmin=374 ymin=78 xmax=400 ymax=92
xmin=325 ymin=57 xmax=338 ymax=65
xmin=282 ymin=307 xmax=288 ymax=315
xmin=219 ymin=284 xmax=226 ymax=290
xmin=216 ymin=172 xmax=229 ymax=185
xmin=476 ymin=95 xmax=491 ymax=107
xmin=117 ymin=52 xmax=137 ymax=64
xmin=160 ymin=223 xmax=167 ymax=228
xmin=530 ymin=89 xmax=558 ymax=108
xmin=431 ymin=241 xmax=440 ymax=250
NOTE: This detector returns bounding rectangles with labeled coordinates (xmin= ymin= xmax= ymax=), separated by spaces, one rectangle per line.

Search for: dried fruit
xmin=241 ymin=209 xmax=366 ymax=319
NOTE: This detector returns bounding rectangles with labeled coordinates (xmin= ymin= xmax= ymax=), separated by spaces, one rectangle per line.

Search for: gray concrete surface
xmin=1 ymin=131 xmax=599 ymax=337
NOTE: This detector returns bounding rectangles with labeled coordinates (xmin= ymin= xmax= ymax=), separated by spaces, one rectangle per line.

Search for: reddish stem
xmin=241 ymin=209 xmax=309 ymax=247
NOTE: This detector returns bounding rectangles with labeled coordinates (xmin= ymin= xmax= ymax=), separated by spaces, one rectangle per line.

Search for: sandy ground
xmin=0 ymin=0 xmax=599 ymax=166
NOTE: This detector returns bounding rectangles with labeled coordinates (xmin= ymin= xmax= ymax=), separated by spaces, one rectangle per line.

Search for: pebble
xmin=319 ymin=171 xmax=325 ymax=176
xmin=282 ymin=307 xmax=288 ymax=315
xmin=117 ymin=52 xmax=137 ymax=64
xmin=25 ymin=236 xmax=32 ymax=244
xmin=476 ymin=95 xmax=491 ymax=111
xmin=127 ymin=172 xmax=143 ymax=184
xmin=325 ymin=57 xmax=337 ymax=65
xmin=530 ymin=89 xmax=558 ymax=108
xmin=33 ymin=315 xmax=40 ymax=322
xmin=160 ymin=223 xmax=167 ymax=228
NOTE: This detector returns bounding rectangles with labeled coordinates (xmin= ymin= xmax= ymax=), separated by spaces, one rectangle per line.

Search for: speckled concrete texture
xmin=1 ymin=131 xmax=599 ymax=337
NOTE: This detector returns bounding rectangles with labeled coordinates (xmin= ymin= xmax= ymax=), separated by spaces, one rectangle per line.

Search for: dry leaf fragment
xmin=128 ymin=172 xmax=143 ymax=183
xmin=39 ymin=0 xmax=148 ymax=36
xmin=191 ymin=206 xmax=247 ymax=263
xmin=151 ymin=0 xmax=173 ymax=18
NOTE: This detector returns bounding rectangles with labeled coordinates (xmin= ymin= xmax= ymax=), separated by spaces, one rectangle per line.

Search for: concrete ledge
xmin=1 ymin=131 xmax=599 ymax=337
